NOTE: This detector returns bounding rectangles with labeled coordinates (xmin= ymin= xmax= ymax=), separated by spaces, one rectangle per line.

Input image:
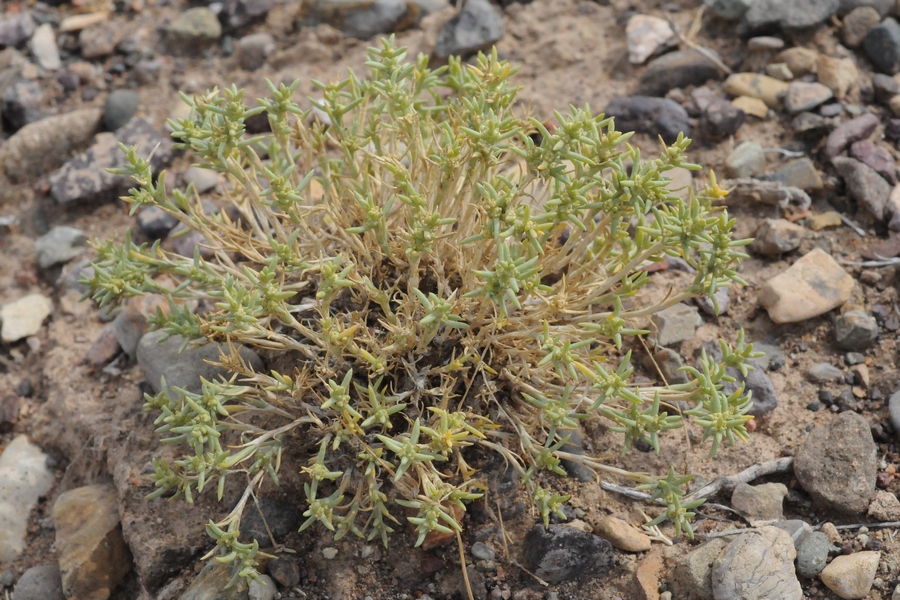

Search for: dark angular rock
xmin=833 ymin=156 xmax=891 ymax=221
xmin=2 ymin=78 xmax=43 ymax=132
xmin=240 ymin=497 xmax=300 ymax=547
xmin=223 ymin=0 xmax=276 ymax=29
xmin=834 ymin=309 xmax=879 ymax=350
xmin=604 ymin=96 xmax=690 ymax=144
xmin=0 ymin=13 xmax=35 ymax=49
xmin=791 ymin=112 xmax=829 ymax=136
xmin=872 ymin=73 xmax=900 ymax=105
xmin=701 ymin=97 xmax=745 ymax=139
xmin=557 ymin=428 xmax=595 ymax=482
xmin=636 ymin=49 xmax=724 ymax=97
xmin=521 ymin=525 xmax=614 ymax=584
xmin=434 ymin=0 xmax=503 ymax=59
xmin=864 ymin=18 xmax=900 ymax=74
xmin=849 ymin=140 xmax=897 ymax=184
xmin=267 ymin=556 xmax=300 ymax=588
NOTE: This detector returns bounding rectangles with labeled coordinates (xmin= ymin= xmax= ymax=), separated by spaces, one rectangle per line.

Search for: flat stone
xmin=773 ymin=157 xmax=823 ymax=190
xmin=637 ymin=49 xmax=726 ymax=97
xmin=794 ymin=411 xmax=877 ymax=514
xmin=711 ymin=527 xmax=802 ymax=600
xmin=833 ymin=156 xmax=891 ymax=220
xmin=750 ymin=218 xmax=805 ymax=256
xmin=820 ymin=552 xmax=880 ymax=599
xmin=784 ymin=81 xmax=833 ymax=113
xmin=731 ymin=482 xmax=787 ymax=522
xmin=626 ymin=15 xmax=675 ymax=64
xmin=824 ymin=113 xmax=880 ymax=159
xmin=849 ymin=140 xmax=897 ymax=184
xmin=53 ymin=484 xmax=132 ymax=600
xmin=434 ymin=0 xmax=503 ymax=59
xmin=777 ymin=47 xmax=819 ymax=77
xmin=0 ymin=108 xmax=102 ymax=182
xmin=765 ymin=62 xmax=793 ymax=81
xmin=632 ymin=547 xmax=664 ymax=600
xmin=166 ymin=7 xmax=222 ymax=47
xmin=842 ymin=6 xmax=881 ymax=48
xmin=724 ymin=73 xmax=789 ymax=108
xmin=772 ymin=520 xmax=813 ymax=549
xmin=184 ymin=166 xmax=219 ymax=194
xmin=180 ymin=561 xmax=249 ymax=600
xmin=733 ymin=95 xmax=769 ymax=118
xmin=743 ymin=0 xmax=839 ymax=32
xmin=604 ymin=96 xmax=690 ymax=144
xmin=669 ymin=538 xmax=729 ymax=600
xmin=594 ymin=516 xmax=652 ymax=552
xmin=725 ymin=141 xmax=765 ymax=178
xmin=0 ymin=13 xmax=35 ymax=48
xmin=796 ymin=531 xmax=832 ymax=578
xmin=0 ymin=436 xmax=54 ymax=562
xmin=704 ymin=0 xmax=755 ymax=20
xmin=30 ymin=23 xmax=60 ymax=70
xmin=863 ymin=17 xmax=900 ymax=74
xmin=759 ymin=248 xmax=854 ymax=323
xmin=137 ymin=330 xmax=264 ymax=394
xmin=521 ymin=524 xmax=614 ymax=584
xmin=650 ymin=303 xmax=701 ymax=346
xmin=34 ymin=226 xmax=86 ymax=268
xmin=0 ymin=294 xmax=53 ymax=343
xmin=834 ymin=309 xmax=879 ymax=351
xmin=747 ymin=36 xmax=785 ymax=50
xmin=808 ymin=211 xmax=843 ymax=230
xmin=808 ymin=362 xmax=844 ymax=381
xmin=11 ymin=565 xmax=64 ymax=600
xmin=868 ymin=490 xmax=900 ymax=520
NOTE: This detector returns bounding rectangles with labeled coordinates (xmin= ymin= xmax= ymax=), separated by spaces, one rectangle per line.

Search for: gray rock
xmin=833 ymin=156 xmax=891 ymax=221
xmin=434 ymin=0 xmax=503 ymax=59
xmin=863 ymin=17 xmax=900 ymax=73
xmin=711 ymin=527 xmax=803 ymax=600
xmin=241 ymin=497 xmax=300 ymax=547
xmin=889 ymin=390 xmax=900 ymax=436
xmin=772 ymin=520 xmax=813 ymax=549
xmin=411 ymin=0 xmax=451 ymax=15
xmin=521 ymin=524 xmax=614 ymax=584
xmin=604 ymin=96 xmax=690 ymax=144
xmin=166 ymin=7 xmax=223 ymax=48
xmin=34 ymin=226 xmax=86 ymax=269
xmin=849 ymin=140 xmax=897 ymax=184
xmin=180 ymin=562 xmax=249 ymax=600
xmin=643 ymin=347 xmax=689 ymax=384
xmin=651 ymin=303 xmax=702 ymax=346
xmin=471 ymin=542 xmax=496 ymax=562
xmin=695 ymin=287 xmax=730 ymax=316
xmin=236 ymin=32 xmax=275 ymax=71
xmin=266 ymin=557 xmax=300 ymax=588
xmin=557 ymin=428 xmax=596 ymax=482
xmin=704 ymin=0 xmax=756 ymax=20
xmin=340 ymin=0 xmax=411 ymax=39
xmin=842 ymin=6 xmax=881 ymax=48
xmin=249 ymin=575 xmax=276 ymax=600
xmin=794 ymin=411 xmax=877 ymax=514
xmin=823 ymin=113 xmax=879 ymax=159
xmin=807 ymin=362 xmax=843 ymax=382
xmin=183 ymin=167 xmax=219 ymax=194
xmin=0 ymin=436 xmax=55 ymax=563
xmin=784 ymin=82 xmax=833 ymax=113
xmin=697 ymin=341 xmax=779 ymax=416
xmin=49 ymin=118 xmax=174 ymax=206
xmin=0 ymin=13 xmax=35 ymax=48
xmin=731 ymin=482 xmax=788 ymax=522
xmin=701 ymin=97 xmax=745 ymax=140
xmin=2 ymin=77 xmax=43 ymax=131
xmin=834 ymin=309 xmax=879 ymax=350
xmin=795 ymin=531 xmax=832 ymax=578
xmin=743 ymin=0 xmax=839 ymax=31
xmin=791 ymin=112 xmax=828 ymax=136
xmin=78 ymin=20 xmax=125 ymax=59
xmin=103 ymin=89 xmax=140 ymax=131
xmin=137 ymin=206 xmax=179 ymax=239
xmin=29 ymin=23 xmax=60 ymax=71
xmin=0 ymin=108 xmax=102 ymax=182
xmin=669 ymin=538 xmax=729 ymax=600
xmin=636 ymin=50 xmax=724 ymax=97
xmin=750 ymin=218 xmax=805 ymax=256
xmin=11 ymin=566 xmax=64 ymax=600
xmin=136 ymin=330 xmax=264 ymax=394
xmin=872 ymin=73 xmax=899 ymax=105
xmin=772 ymin=157 xmax=823 ymax=190
xmin=725 ymin=141 xmax=765 ymax=178
xmin=223 ymin=0 xmax=276 ymax=29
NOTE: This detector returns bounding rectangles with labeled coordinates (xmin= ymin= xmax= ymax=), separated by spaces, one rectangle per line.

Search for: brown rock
xmin=808 ymin=211 xmax=843 ymax=230
xmin=85 ymin=326 xmax=122 ymax=369
xmin=784 ymin=81 xmax=833 ymax=113
xmin=711 ymin=527 xmax=802 ymax=600
xmin=849 ymin=140 xmax=897 ymax=184
xmin=833 ymin=156 xmax=892 ymax=220
xmin=842 ymin=7 xmax=881 ymax=48
xmin=824 ymin=113 xmax=880 ymax=159
xmin=732 ymin=95 xmax=769 ymax=118
xmin=820 ymin=552 xmax=880 ymax=599
xmin=750 ymin=218 xmax=805 ymax=256
xmin=724 ymin=73 xmax=789 ymax=107
xmin=862 ymin=231 xmax=900 ymax=259
xmin=817 ymin=55 xmax=858 ymax=100
xmin=594 ymin=516 xmax=652 ymax=552
xmin=0 ymin=108 xmax=101 ymax=182
xmin=867 ymin=490 xmax=900 ymax=520
xmin=669 ymin=538 xmax=729 ymax=600
xmin=759 ymin=248 xmax=854 ymax=323
xmin=777 ymin=47 xmax=819 ymax=77
xmin=632 ymin=547 xmax=664 ymax=600
xmin=53 ymin=484 xmax=132 ymax=600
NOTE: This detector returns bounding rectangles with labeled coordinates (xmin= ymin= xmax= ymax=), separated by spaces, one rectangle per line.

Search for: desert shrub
xmin=84 ymin=37 xmax=757 ymax=583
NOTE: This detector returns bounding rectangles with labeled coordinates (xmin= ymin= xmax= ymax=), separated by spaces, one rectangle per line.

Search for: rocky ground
xmin=3 ymin=0 xmax=900 ymax=599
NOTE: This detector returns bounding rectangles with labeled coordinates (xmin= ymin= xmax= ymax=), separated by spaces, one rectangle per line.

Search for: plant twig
xmin=683 ymin=457 xmax=794 ymax=504
xmin=837 ymin=213 xmax=866 ymax=237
